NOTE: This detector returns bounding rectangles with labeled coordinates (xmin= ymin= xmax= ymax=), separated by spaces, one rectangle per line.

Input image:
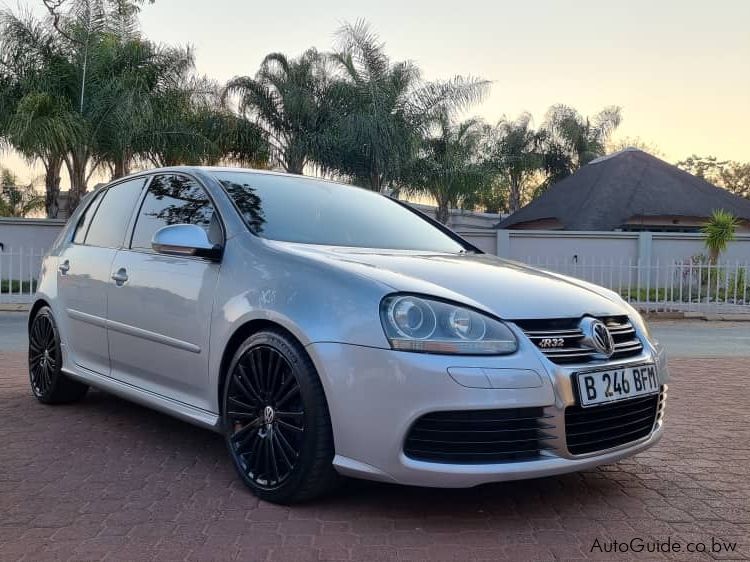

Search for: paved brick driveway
xmin=1 ymin=352 xmax=749 ymax=561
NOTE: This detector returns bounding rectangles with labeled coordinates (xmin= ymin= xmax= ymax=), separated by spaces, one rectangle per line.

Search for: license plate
xmin=576 ymin=364 xmax=659 ymax=407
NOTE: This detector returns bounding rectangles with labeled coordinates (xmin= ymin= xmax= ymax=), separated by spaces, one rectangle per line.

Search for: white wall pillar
xmin=496 ymin=230 xmax=511 ymax=258
xmin=637 ymin=232 xmax=653 ymax=266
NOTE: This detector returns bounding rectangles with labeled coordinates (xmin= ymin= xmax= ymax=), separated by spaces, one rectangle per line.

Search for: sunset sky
xmin=3 ymin=0 xmax=749 ymax=185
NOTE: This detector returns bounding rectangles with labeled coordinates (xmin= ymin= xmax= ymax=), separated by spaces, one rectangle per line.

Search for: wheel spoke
xmin=264 ymin=350 xmax=276 ymax=394
xmin=260 ymin=435 xmax=271 ymax=482
xmin=276 ymin=384 xmax=301 ymax=409
xmin=244 ymin=430 xmax=264 ymax=473
xmin=227 ymin=411 xmax=258 ymax=420
xmin=232 ymin=417 xmax=262 ymax=440
xmin=268 ymin=350 xmax=283 ymax=388
xmin=268 ymin=433 xmax=281 ymax=484
xmin=228 ymin=396 xmax=256 ymax=413
xmin=272 ymin=430 xmax=293 ymax=468
xmin=247 ymin=351 xmax=265 ymax=395
xmin=42 ymin=364 xmax=52 ymax=391
xmin=272 ymin=372 xmax=296 ymax=401
xmin=275 ymin=410 xmax=303 ymax=421
xmin=41 ymin=318 xmax=52 ymax=344
xmin=275 ymin=425 xmax=298 ymax=459
xmin=30 ymin=321 xmax=43 ymax=348
xmin=234 ymin=364 xmax=263 ymax=405
xmin=277 ymin=419 xmax=303 ymax=434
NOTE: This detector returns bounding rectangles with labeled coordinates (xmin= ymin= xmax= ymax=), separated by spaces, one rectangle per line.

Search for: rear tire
xmin=28 ymin=306 xmax=88 ymax=404
xmin=222 ymin=329 xmax=338 ymax=504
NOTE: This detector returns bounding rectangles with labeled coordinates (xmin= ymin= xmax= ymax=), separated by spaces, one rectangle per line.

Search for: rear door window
xmin=84 ymin=178 xmax=146 ymax=248
xmin=72 ymin=189 xmax=105 ymax=244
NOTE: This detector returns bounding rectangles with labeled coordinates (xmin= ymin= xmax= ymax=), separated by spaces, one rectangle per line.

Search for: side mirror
xmin=152 ymin=224 xmax=223 ymax=261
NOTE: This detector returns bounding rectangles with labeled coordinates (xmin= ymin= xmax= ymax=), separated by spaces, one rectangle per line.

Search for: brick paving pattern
xmin=1 ymin=352 xmax=749 ymax=561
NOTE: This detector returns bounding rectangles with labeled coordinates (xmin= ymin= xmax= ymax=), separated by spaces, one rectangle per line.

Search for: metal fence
xmin=520 ymin=256 xmax=750 ymax=314
xmin=0 ymin=248 xmax=45 ymax=304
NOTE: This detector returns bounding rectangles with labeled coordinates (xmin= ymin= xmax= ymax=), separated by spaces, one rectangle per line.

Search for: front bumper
xmin=306 ymin=333 xmax=669 ymax=488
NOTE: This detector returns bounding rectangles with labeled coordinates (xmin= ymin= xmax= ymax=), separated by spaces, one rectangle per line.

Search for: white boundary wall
xmin=456 ymin=229 xmax=750 ymax=266
xmin=0 ymin=218 xmax=66 ymax=253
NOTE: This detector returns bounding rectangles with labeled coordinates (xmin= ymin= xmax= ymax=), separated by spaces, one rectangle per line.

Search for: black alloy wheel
xmin=28 ymin=306 xmax=88 ymax=404
xmin=222 ymin=330 xmax=337 ymax=503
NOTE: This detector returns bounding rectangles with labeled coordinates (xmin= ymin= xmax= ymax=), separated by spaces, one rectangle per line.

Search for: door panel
xmin=106 ymin=250 xmax=219 ymax=410
xmin=56 ymin=244 xmax=117 ymax=375
xmin=105 ymin=174 xmax=222 ymax=411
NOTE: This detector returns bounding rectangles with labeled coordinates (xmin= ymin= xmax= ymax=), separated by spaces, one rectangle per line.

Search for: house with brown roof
xmin=497 ymin=148 xmax=750 ymax=232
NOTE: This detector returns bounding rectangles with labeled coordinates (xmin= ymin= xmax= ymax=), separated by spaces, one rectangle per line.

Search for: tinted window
xmin=130 ymin=174 xmax=220 ymax=250
xmin=72 ymin=189 xmax=105 ymax=244
xmin=85 ymin=178 xmax=145 ymax=248
xmin=214 ymin=172 xmax=466 ymax=253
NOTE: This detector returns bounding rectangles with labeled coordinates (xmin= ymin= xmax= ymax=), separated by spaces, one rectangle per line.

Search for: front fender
xmin=206 ymin=234 xmax=392 ymax=412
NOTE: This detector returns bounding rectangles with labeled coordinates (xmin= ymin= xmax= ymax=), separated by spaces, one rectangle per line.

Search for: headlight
xmin=380 ymin=295 xmax=517 ymax=355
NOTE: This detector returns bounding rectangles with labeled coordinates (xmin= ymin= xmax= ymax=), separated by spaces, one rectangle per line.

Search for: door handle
xmin=111 ymin=268 xmax=129 ymax=286
xmin=58 ymin=260 xmax=70 ymax=274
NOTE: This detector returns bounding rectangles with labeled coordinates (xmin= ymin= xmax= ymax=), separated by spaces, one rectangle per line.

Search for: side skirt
xmin=62 ymin=366 xmax=222 ymax=433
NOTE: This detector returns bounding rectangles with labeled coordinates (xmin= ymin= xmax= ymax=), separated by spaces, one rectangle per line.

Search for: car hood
xmin=273 ymin=243 xmax=627 ymax=320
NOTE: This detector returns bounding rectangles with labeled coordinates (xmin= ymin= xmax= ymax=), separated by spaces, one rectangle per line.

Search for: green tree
xmin=2 ymin=0 xmax=266 ymax=214
xmin=405 ymin=115 xmax=492 ymax=224
xmin=323 ymin=21 xmax=489 ymax=191
xmin=677 ymin=155 xmax=750 ymax=199
xmin=0 ymin=168 xmax=45 ymax=218
xmin=485 ymin=113 xmax=543 ymax=213
xmin=222 ymin=49 xmax=332 ymax=174
xmin=92 ymin=38 xmax=195 ymax=179
xmin=0 ymin=10 xmax=73 ymax=217
xmin=541 ymin=104 xmax=622 ymax=182
xmin=142 ymin=77 xmax=268 ymax=168
xmin=702 ymin=209 xmax=739 ymax=264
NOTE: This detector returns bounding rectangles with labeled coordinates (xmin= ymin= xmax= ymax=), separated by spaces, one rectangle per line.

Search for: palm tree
xmin=2 ymin=1 xmax=236 ymax=212
xmin=323 ymin=21 xmax=489 ymax=191
xmin=0 ymin=9 xmax=74 ymax=217
xmin=541 ymin=104 xmax=622 ymax=182
xmin=93 ymin=40 xmax=195 ymax=179
xmin=486 ymin=113 xmax=543 ymax=213
xmin=702 ymin=210 xmax=739 ymax=264
xmin=222 ymin=49 xmax=332 ymax=174
xmin=141 ymin=77 xmax=268 ymax=168
xmin=406 ymin=115 xmax=492 ymax=224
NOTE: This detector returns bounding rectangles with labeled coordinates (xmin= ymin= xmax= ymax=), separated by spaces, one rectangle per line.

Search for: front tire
xmin=222 ymin=330 xmax=337 ymax=503
xmin=28 ymin=306 xmax=88 ymax=404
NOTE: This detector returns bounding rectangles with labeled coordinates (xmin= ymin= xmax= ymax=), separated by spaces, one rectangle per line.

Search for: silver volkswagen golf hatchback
xmin=29 ymin=167 xmax=668 ymax=503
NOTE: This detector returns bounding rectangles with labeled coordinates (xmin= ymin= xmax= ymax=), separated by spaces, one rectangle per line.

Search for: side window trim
xmin=124 ymin=173 xmax=155 ymax=251
xmin=126 ymin=172 xmax=226 ymax=257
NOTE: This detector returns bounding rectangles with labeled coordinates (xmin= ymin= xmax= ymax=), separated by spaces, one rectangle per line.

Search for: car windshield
xmin=213 ymin=171 xmax=468 ymax=253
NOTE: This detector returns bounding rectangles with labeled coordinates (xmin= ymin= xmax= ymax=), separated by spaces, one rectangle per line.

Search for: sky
xmin=2 ymin=0 xmax=749 ymax=186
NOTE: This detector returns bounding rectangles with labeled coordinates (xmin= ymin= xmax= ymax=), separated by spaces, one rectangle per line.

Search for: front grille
xmin=404 ymin=408 xmax=555 ymax=464
xmin=515 ymin=315 xmax=644 ymax=364
xmin=565 ymin=392 xmax=662 ymax=455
